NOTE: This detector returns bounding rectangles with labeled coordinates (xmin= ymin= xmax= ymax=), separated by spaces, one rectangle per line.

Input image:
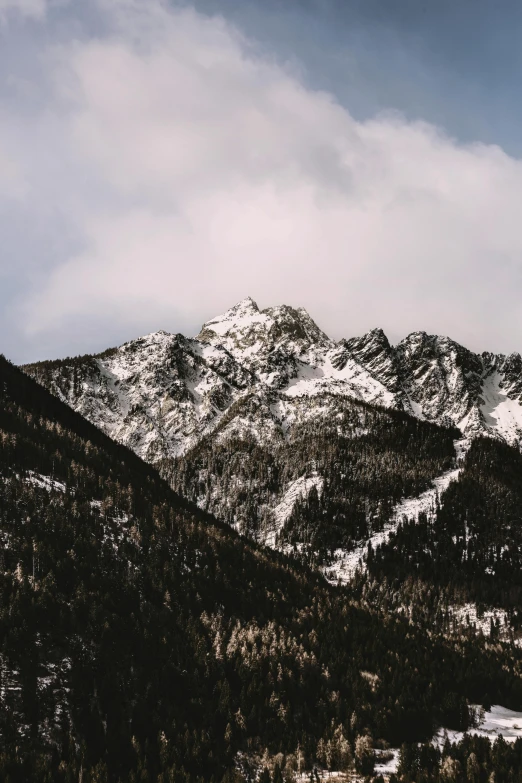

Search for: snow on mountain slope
xmin=340 ymin=327 xmax=407 ymax=407
xmin=198 ymin=297 xmax=332 ymax=389
xmin=199 ymin=297 xmax=330 ymax=361
xmin=480 ymin=371 xmax=522 ymax=445
xmin=23 ymin=296 xmax=522 ymax=612
xmin=282 ymin=351 xmax=397 ymax=408
xmin=342 ymin=328 xmax=522 ymax=446
xmin=25 ymin=329 xmax=255 ymax=462
xmin=324 ymin=439 xmax=469 ymax=584
xmin=24 ymin=298 xmax=522 ymax=459
xmin=397 ymin=332 xmax=484 ymax=426
xmin=265 ymin=473 xmax=324 ymax=548
xmin=24 ymin=298 xmax=406 ymax=463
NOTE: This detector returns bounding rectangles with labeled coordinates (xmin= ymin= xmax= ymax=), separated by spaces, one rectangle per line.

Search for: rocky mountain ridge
xmin=23 ymin=296 xmax=522 ymax=462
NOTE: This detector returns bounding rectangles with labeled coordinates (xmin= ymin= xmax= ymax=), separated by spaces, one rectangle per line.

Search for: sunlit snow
xmin=371 ymin=705 xmax=522 ymax=779
xmin=436 ymin=705 xmax=522 ymax=746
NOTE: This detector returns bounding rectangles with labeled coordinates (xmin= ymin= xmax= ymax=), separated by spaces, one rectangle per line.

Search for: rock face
xmin=24 ymin=329 xmax=254 ymax=462
xmin=24 ymin=297 xmax=522 ymax=459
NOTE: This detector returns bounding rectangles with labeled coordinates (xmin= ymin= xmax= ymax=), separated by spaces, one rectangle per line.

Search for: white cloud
xmin=0 ymin=142 xmax=26 ymax=199
xmin=0 ymin=0 xmax=48 ymax=21
xmin=6 ymin=0 xmax=522 ymax=355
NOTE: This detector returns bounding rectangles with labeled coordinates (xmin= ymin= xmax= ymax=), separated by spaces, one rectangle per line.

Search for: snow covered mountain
xmin=23 ymin=296 xmax=522 ymax=460
xmin=22 ymin=299 xmax=522 ymax=634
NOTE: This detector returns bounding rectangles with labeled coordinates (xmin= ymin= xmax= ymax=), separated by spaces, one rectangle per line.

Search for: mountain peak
xmin=198 ymin=297 xmax=261 ymax=338
xmin=340 ymin=326 xmax=403 ymax=396
xmin=216 ymin=296 xmax=259 ymax=319
xmin=238 ymin=295 xmax=258 ymax=308
xmin=368 ymin=326 xmax=387 ymax=338
xmin=142 ymin=329 xmax=173 ymax=341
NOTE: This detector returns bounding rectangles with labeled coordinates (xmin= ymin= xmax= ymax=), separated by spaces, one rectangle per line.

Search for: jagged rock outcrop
xmin=24 ymin=329 xmax=253 ymax=462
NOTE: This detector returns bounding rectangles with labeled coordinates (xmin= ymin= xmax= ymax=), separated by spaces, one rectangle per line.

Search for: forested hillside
xmin=2 ymin=355 xmax=522 ymax=782
xmin=369 ymin=436 xmax=522 ymax=620
xmin=164 ymin=393 xmax=458 ymax=561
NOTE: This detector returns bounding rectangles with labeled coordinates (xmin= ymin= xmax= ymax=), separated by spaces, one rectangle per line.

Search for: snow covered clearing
xmin=374 ymin=748 xmax=399 ymax=775
xmin=369 ymin=705 xmax=522 ymax=779
xmin=436 ymin=705 xmax=522 ymax=746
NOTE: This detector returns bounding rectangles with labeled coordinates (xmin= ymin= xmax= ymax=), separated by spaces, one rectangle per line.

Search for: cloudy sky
xmin=2 ymin=0 xmax=522 ymax=362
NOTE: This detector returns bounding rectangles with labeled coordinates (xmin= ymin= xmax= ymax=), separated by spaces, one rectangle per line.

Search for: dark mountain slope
xmin=164 ymin=391 xmax=459 ymax=559
xmin=2 ymin=355 xmax=522 ymax=782
xmin=369 ymin=436 xmax=522 ymax=619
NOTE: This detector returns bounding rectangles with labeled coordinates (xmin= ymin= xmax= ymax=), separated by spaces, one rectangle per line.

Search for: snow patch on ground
xmin=25 ymin=472 xmax=67 ymax=493
xmin=448 ymin=602 xmax=521 ymax=643
xmin=324 ymin=439 xmax=469 ymax=584
xmin=375 ymin=705 xmax=522 ymax=779
xmin=374 ymin=748 xmax=400 ymax=775
xmin=406 ymin=395 xmax=425 ymax=420
xmin=436 ymin=705 xmax=522 ymax=746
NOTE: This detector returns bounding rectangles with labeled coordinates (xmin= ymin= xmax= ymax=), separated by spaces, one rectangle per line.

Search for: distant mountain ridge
xmin=23 ymin=296 xmax=522 ymax=462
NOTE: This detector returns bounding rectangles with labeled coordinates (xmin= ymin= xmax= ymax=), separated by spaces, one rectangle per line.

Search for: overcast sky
xmin=3 ymin=0 xmax=522 ymax=362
